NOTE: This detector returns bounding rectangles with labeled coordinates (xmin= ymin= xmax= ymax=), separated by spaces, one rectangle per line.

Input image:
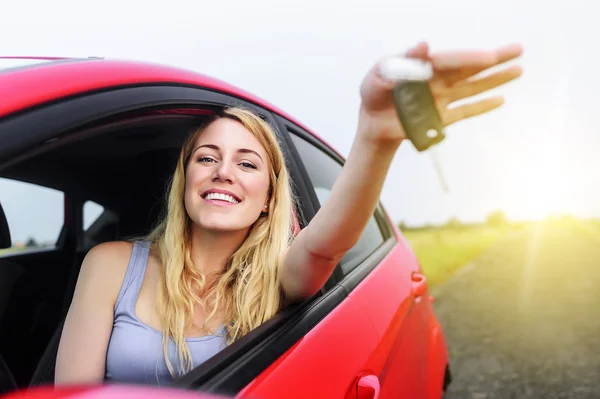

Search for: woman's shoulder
xmin=78 ymin=241 xmax=138 ymax=297
xmin=85 ymin=240 xmax=135 ymax=263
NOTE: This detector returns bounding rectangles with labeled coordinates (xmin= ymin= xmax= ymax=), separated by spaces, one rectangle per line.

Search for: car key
xmin=378 ymin=56 xmax=445 ymax=151
xmin=378 ymin=56 xmax=450 ymax=192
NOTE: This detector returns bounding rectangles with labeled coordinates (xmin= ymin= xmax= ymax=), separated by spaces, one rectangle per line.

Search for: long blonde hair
xmin=145 ymin=107 xmax=296 ymax=377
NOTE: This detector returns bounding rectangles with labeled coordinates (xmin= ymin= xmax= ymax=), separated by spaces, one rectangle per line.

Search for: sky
xmin=1 ymin=0 xmax=599 ymax=244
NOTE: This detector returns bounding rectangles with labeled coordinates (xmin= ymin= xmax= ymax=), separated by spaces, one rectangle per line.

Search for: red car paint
xmin=237 ymin=235 xmax=438 ymax=399
xmin=0 ymin=385 xmax=230 ymax=399
xmin=0 ymin=57 xmax=449 ymax=399
xmin=0 ymin=58 xmax=318 ymax=148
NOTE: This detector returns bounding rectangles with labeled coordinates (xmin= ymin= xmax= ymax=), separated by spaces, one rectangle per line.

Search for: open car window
xmin=287 ymin=131 xmax=387 ymax=276
xmin=0 ymin=178 xmax=64 ymax=253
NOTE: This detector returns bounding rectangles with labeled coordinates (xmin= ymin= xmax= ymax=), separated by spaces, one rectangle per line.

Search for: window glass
xmin=83 ymin=201 xmax=105 ymax=231
xmin=289 ymin=133 xmax=385 ymax=274
xmin=0 ymin=178 xmax=64 ymax=254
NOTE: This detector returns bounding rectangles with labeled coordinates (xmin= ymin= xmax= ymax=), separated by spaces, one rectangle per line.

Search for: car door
xmin=282 ymin=122 xmax=430 ymax=399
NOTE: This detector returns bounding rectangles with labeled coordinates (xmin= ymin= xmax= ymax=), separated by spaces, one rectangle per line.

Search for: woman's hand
xmin=280 ymin=42 xmax=524 ymax=302
xmin=357 ymin=42 xmax=523 ymax=143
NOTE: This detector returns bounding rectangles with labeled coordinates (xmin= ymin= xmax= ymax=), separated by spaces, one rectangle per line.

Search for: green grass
xmin=0 ymin=246 xmax=36 ymax=256
xmin=402 ymin=225 xmax=514 ymax=288
xmin=554 ymin=217 xmax=600 ymax=240
xmin=0 ymin=247 xmax=21 ymax=255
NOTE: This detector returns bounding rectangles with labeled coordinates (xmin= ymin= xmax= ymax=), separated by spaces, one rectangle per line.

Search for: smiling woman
xmin=54 ymin=106 xmax=296 ymax=385
xmin=184 ymin=115 xmax=274 ymax=234
xmin=143 ymin=108 xmax=294 ymax=377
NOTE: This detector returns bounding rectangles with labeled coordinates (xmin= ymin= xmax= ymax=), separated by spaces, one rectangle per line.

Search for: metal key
xmin=379 ymin=56 xmax=450 ymax=192
xmin=429 ymin=146 xmax=449 ymax=192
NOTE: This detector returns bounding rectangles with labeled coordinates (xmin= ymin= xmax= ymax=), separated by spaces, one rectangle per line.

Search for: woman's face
xmin=184 ymin=118 xmax=271 ymax=234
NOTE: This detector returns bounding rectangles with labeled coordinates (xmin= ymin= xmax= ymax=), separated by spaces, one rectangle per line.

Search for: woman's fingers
xmin=433 ymin=44 xmax=523 ymax=84
xmin=404 ymin=42 xmax=430 ymax=59
xmin=448 ymin=65 xmax=523 ymax=102
xmin=443 ymin=96 xmax=505 ymax=126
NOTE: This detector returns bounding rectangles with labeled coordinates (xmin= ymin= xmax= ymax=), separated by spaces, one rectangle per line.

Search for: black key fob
xmin=392 ymin=80 xmax=445 ymax=152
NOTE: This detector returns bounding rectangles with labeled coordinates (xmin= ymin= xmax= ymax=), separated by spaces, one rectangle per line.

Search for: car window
xmin=83 ymin=200 xmax=105 ymax=230
xmin=0 ymin=178 xmax=64 ymax=254
xmin=289 ymin=132 xmax=386 ymax=275
xmin=82 ymin=200 xmax=120 ymax=248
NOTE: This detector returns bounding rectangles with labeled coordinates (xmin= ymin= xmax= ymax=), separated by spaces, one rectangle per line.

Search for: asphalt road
xmin=433 ymin=222 xmax=600 ymax=399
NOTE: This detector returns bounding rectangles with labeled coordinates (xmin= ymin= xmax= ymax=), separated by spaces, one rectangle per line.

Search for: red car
xmin=0 ymin=57 xmax=450 ymax=399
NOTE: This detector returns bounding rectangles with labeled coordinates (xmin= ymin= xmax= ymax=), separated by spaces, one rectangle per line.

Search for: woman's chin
xmin=195 ymin=218 xmax=250 ymax=234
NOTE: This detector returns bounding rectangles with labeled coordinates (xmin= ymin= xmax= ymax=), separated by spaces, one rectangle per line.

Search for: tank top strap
xmin=114 ymin=240 xmax=151 ymax=314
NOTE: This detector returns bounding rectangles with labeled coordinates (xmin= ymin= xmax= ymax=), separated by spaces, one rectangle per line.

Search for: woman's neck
xmin=189 ymin=225 xmax=249 ymax=278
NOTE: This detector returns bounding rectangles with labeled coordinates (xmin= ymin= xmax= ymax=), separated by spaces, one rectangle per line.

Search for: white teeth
xmin=205 ymin=192 xmax=239 ymax=204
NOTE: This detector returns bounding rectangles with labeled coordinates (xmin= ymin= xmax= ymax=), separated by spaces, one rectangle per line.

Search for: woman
xmin=55 ymin=42 xmax=523 ymax=385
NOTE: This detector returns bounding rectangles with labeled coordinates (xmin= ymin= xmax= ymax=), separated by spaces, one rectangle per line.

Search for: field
xmin=0 ymin=247 xmax=26 ymax=255
xmin=401 ymin=223 xmax=519 ymax=288
xmin=401 ymin=217 xmax=600 ymax=289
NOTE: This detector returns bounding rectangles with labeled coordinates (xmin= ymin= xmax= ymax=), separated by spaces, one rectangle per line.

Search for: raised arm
xmin=280 ymin=42 xmax=523 ymax=301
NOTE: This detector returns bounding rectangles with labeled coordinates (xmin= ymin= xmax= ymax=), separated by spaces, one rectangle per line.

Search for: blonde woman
xmin=55 ymin=42 xmax=523 ymax=385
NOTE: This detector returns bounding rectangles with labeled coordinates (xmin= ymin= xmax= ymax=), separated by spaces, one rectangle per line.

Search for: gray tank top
xmin=105 ymin=240 xmax=228 ymax=386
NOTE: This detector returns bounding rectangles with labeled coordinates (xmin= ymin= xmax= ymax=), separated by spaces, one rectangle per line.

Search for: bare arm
xmin=280 ymin=42 xmax=523 ymax=301
xmin=281 ymin=116 xmax=401 ymax=301
xmin=54 ymin=241 xmax=131 ymax=385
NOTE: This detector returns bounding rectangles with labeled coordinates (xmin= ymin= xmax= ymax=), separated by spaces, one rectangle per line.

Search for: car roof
xmin=0 ymin=56 xmax=314 ymax=135
xmin=0 ymin=56 xmax=67 ymax=70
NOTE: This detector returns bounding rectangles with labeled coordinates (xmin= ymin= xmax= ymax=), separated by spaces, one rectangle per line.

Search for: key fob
xmin=392 ymin=80 xmax=445 ymax=152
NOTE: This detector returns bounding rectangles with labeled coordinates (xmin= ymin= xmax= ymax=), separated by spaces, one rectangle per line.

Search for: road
xmin=433 ymin=222 xmax=600 ymax=399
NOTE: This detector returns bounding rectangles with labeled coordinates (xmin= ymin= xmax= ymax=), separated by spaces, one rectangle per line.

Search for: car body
xmin=0 ymin=57 xmax=450 ymax=399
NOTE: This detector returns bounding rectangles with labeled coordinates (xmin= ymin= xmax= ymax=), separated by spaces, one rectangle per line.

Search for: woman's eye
xmin=240 ymin=162 xmax=257 ymax=169
xmin=198 ymin=156 xmax=216 ymax=163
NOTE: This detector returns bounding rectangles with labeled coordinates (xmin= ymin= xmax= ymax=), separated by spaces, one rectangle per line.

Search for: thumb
xmin=404 ymin=42 xmax=430 ymax=60
xmin=368 ymin=42 xmax=431 ymax=91
xmin=360 ymin=42 xmax=430 ymax=111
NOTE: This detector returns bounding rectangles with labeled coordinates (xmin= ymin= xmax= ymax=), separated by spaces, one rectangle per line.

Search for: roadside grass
xmin=401 ymin=224 xmax=515 ymax=288
xmin=402 ymin=217 xmax=600 ymax=289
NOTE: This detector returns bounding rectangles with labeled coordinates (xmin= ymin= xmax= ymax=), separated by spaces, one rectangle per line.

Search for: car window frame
xmin=275 ymin=117 xmax=395 ymax=286
xmin=287 ymin=129 xmax=390 ymax=275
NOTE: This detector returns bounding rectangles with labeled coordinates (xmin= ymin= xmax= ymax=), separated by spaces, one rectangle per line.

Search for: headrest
xmin=0 ymin=202 xmax=11 ymax=249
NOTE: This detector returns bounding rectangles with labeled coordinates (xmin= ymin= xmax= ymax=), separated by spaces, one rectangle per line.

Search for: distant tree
xmin=398 ymin=221 xmax=407 ymax=231
xmin=25 ymin=237 xmax=38 ymax=248
xmin=486 ymin=210 xmax=507 ymax=226
xmin=445 ymin=217 xmax=462 ymax=228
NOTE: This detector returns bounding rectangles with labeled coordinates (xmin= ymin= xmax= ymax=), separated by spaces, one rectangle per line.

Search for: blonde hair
xmin=145 ymin=107 xmax=295 ymax=377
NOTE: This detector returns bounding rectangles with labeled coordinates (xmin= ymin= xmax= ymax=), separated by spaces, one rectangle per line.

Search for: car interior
xmin=0 ymin=108 xmax=245 ymax=394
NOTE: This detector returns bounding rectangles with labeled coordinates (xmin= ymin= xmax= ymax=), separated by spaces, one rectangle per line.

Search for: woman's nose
xmin=212 ymin=161 xmax=235 ymax=183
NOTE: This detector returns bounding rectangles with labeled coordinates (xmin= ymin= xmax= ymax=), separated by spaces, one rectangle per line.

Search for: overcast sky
xmin=1 ymin=0 xmax=598 ymax=244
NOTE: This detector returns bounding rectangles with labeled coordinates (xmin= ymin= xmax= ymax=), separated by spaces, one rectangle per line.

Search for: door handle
xmin=411 ymin=272 xmax=427 ymax=297
xmin=356 ymin=374 xmax=380 ymax=399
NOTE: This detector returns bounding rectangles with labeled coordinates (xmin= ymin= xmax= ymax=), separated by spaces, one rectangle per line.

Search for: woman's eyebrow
xmin=194 ymin=144 xmax=263 ymax=161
